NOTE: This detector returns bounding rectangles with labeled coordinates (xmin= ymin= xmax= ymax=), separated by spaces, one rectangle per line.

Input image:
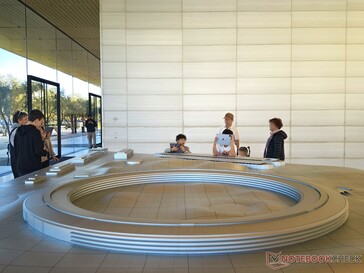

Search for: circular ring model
xmin=23 ymin=170 xmax=349 ymax=254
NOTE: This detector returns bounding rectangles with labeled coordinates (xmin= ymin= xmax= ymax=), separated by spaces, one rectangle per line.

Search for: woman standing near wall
xmin=263 ymin=118 xmax=287 ymax=161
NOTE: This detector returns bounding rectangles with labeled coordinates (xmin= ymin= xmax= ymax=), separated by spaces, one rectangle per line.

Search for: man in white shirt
xmin=218 ymin=112 xmax=240 ymax=149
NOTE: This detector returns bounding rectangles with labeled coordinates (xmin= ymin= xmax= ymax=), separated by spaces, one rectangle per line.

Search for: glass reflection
xmin=0 ymin=0 xmax=101 ymax=175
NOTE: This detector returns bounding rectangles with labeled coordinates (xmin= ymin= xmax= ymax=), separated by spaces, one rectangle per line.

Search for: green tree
xmin=31 ymin=81 xmax=58 ymax=126
xmin=0 ymin=75 xmax=27 ymax=135
xmin=1 ymin=75 xmax=88 ymax=136
xmin=61 ymin=95 xmax=87 ymax=134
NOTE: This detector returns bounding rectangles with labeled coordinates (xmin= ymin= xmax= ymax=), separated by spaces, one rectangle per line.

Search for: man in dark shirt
xmin=14 ymin=109 xmax=47 ymax=177
xmin=85 ymin=114 xmax=98 ymax=148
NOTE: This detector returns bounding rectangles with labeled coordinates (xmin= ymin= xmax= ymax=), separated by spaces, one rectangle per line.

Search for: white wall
xmin=101 ymin=0 xmax=364 ymax=170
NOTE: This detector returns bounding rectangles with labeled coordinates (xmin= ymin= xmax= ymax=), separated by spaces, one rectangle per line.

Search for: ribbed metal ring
xmin=23 ymin=170 xmax=349 ymax=254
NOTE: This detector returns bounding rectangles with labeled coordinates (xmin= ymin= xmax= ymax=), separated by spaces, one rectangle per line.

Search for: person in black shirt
xmin=85 ymin=114 xmax=98 ymax=148
xmin=263 ymin=118 xmax=288 ymax=161
xmin=14 ymin=110 xmax=47 ymax=177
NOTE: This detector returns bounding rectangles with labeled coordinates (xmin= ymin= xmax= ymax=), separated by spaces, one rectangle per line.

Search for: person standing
xmin=14 ymin=109 xmax=47 ymax=177
xmin=8 ymin=111 xmax=28 ymax=178
xmin=263 ymin=118 xmax=287 ymax=161
xmin=41 ymin=127 xmax=59 ymax=168
xmin=85 ymin=114 xmax=98 ymax=148
xmin=218 ymin=113 xmax=240 ymax=150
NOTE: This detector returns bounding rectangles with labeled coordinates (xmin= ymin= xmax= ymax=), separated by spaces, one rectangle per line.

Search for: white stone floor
xmin=0 ymin=155 xmax=363 ymax=273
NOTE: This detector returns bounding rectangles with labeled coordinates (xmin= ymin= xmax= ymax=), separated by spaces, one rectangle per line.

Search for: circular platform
xmin=73 ymin=182 xmax=297 ymax=221
xmin=23 ymin=169 xmax=349 ymax=254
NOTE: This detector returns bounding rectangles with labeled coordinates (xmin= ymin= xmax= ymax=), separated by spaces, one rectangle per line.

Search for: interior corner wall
xmin=100 ymin=0 xmax=364 ymax=170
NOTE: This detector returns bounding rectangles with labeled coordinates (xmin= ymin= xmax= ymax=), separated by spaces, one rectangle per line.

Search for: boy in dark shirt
xmin=14 ymin=109 xmax=47 ymax=177
xmin=169 ymin=134 xmax=191 ymax=154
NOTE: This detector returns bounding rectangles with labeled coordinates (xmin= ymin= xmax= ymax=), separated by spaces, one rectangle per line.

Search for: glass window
xmin=0 ymin=0 xmax=101 ymax=176
xmin=0 ymin=0 xmax=27 ymax=175
xmin=26 ymin=9 xmax=57 ymax=82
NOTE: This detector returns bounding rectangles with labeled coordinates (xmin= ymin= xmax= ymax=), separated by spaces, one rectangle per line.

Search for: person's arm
xmin=230 ymin=136 xmax=236 ymax=157
xmin=272 ymin=135 xmax=284 ymax=159
xmin=14 ymin=133 xmax=19 ymax=158
xmin=213 ymin=137 xmax=219 ymax=156
xmin=235 ymin=139 xmax=239 ymax=150
xmin=182 ymin=146 xmax=191 ymax=154
xmin=234 ymin=139 xmax=240 ymax=149
xmin=180 ymin=144 xmax=190 ymax=153
xmin=47 ymin=139 xmax=56 ymax=159
xmin=9 ymin=127 xmax=17 ymax=147
xmin=50 ymin=144 xmax=59 ymax=161
xmin=234 ymin=128 xmax=240 ymax=150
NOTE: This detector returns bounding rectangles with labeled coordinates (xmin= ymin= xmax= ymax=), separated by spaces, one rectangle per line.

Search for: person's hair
xmin=176 ymin=134 xmax=187 ymax=141
xmin=269 ymin=118 xmax=283 ymax=129
xmin=12 ymin=110 xmax=28 ymax=123
xmin=28 ymin=109 xmax=45 ymax=122
xmin=239 ymin=146 xmax=250 ymax=156
xmin=224 ymin=113 xmax=234 ymax=120
xmin=222 ymin=129 xmax=233 ymax=135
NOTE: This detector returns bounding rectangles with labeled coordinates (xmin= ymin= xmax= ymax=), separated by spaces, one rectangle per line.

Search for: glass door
xmin=27 ymin=75 xmax=61 ymax=157
xmin=88 ymin=93 xmax=102 ymax=147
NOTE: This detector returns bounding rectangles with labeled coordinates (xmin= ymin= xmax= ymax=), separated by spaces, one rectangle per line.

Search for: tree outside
xmin=0 ymin=75 xmax=27 ymax=136
xmin=0 ymin=75 xmax=87 ymax=136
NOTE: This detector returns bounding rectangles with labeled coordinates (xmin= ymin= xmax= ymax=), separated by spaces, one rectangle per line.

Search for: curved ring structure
xmin=154 ymin=153 xmax=285 ymax=169
xmin=23 ymin=170 xmax=349 ymax=254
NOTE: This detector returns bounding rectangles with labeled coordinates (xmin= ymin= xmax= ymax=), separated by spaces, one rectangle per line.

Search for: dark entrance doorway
xmin=27 ymin=75 xmax=61 ymax=157
xmin=88 ymin=93 xmax=102 ymax=147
